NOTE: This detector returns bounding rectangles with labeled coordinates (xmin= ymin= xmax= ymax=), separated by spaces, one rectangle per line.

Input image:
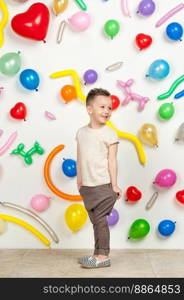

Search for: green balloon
xmin=158 ymin=103 xmax=175 ymax=120
xmin=0 ymin=52 xmax=21 ymax=76
xmin=128 ymin=219 xmax=150 ymax=239
xmin=104 ymin=19 xmax=120 ymax=38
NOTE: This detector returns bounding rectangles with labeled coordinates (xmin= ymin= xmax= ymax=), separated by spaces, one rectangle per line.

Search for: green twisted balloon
xmin=157 ymin=75 xmax=184 ymax=100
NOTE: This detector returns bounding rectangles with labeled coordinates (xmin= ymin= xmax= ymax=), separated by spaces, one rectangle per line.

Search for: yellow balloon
xmin=0 ymin=0 xmax=9 ymax=48
xmin=139 ymin=123 xmax=158 ymax=147
xmin=52 ymin=0 xmax=68 ymax=15
xmin=65 ymin=204 xmax=88 ymax=232
xmin=0 ymin=219 xmax=6 ymax=234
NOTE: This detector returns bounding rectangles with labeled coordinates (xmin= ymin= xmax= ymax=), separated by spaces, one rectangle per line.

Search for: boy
xmin=76 ymin=88 xmax=122 ymax=268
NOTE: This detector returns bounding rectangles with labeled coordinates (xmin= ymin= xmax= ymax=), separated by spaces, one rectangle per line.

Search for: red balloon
xmin=135 ymin=33 xmax=152 ymax=50
xmin=111 ymin=95 xmax=120 ymax=110
xmin=10 ymin=102 xmax=27 ymax=120
xmin=125 ymin=186 xmax=142 ymax=202
xmin=11 ymin=3 xmax=50 ymax=41
xmin=176 ymin=190 xmax=184 ymax=204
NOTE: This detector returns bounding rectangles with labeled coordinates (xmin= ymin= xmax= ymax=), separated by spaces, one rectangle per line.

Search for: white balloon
xmin=12 ymin=0 xmax=28 ymax=3
xmin=175 ymin=122 xmax=184 ymax=142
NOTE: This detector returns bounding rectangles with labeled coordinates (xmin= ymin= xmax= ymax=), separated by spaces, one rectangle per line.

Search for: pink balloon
xmin=0 ymin=131 xmax=17 ymax=156
xmin=68 ymin=11 xmax=90 ymax=31
xmin=121 ymin=0 xmax=131 ymax=17
xmin=45 ymin=111 xmax=56 ymax=120
xmin=30 ymin=194 xmax=51 ymax=212
xmin=153 ymin=169 xmax=177 ymax=188
xmin=155 ymin=4 xmax=184 ymax=27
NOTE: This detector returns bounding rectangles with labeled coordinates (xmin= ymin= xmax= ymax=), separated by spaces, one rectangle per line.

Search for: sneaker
xmin=81 ymin=257 xmax=111 ymax=269
xmin=78 ymin=256 xmax=93 ymax=264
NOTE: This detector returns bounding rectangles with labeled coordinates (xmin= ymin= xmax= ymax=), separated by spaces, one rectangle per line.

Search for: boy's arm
xmin=108 ymin=143 xmax=122 ymax=199
xmin=77 ymin=141 xmax=82 ymax=191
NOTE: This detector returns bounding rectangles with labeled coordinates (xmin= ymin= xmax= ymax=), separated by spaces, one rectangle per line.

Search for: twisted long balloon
xmin=157 ymin=75 xmax=184 ymax=100
xmin=0 ymin=214 xmax=50 ymax=247
xmin=0 ymin=0 xmax=9 ymax=47
xmin=0 ymin=201 xmax=59 ymax=243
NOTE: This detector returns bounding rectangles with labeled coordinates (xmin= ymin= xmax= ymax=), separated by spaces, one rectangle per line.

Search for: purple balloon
xmin=153 ymin=169 xmax=177 ymax=188
xmin=137 ymin=0 xmax=156 ymax=16
xmin=83 ymin=69 xmax=98 ymax=84
xmin=107 ymin=208 xmax=119 ymax=226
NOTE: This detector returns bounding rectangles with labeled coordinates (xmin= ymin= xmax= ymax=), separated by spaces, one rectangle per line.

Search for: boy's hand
xmin=112 ymin=185 xmax=122 ymax=200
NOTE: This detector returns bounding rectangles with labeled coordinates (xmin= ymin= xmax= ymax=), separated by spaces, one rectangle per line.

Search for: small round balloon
xmin=135 ymin=33 xmax=152 ymax=50
xmin=158 ymin=103 xmax=175 ymax=120
xmin=30 ymin=194 xmax=51 ymax=212
xmin=104 ymin=19 xmax=120 ymax=39
xmin=128 ymin=218 xmax=150 ymax=239
xmin=146 ymin=59 xmax=170 ymax=80
xmin=62 ymin=158 xmax=77 ymax=177
xmin=52 ymin=0 xmax=68 ymax=15
xmin=83 ymin=69 xmax=98 ymax=84
xmin=60 ymin=85 xmax=76 ymax=102
xmin=19 ymin=69 xmax=40 ymax=91
xmin=176 ymin=190 xmax=184 ymax=204
xmin=158 ymin=219 xmax=176 ymax=236
xmin=65 ymin=204 xmax=88 ymax=231
xmin=139 ymin=123 xmax=158 ymax=147
xmin=68 ymin=11 xmax=90 ymax=31
xmin=10 ymin=102 xmax=27 ymax=120
xmin=107 ymin=208 xmax=119 ymax=226
xmin=125 ymin=186 xmax=142 ymax=202
xmin=166 ymin=22 xmax=183 ymax=41
xmin=153 ymin=169 xmax=177 ymax=188
xmin=111 ymin=95 xmax=120 ymax=110
xmin=137 ymin=0 xmax=156 ymax=16
xmin=0 ymin=52 xmax=21 ymax=76
xmin=175 ymin=123 xmax=184 ymax=142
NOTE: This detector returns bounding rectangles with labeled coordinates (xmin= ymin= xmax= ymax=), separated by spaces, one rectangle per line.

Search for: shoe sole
xmin=81 ymin=264 xmax=111 ymax=269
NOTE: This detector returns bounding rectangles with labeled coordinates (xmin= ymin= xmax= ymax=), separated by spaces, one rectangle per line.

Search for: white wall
xmin=1 ymin=0 xmax=184 ymax=249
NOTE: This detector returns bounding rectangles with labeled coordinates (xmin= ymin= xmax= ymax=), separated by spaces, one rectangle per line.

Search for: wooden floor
xmin=1 ymin=249 xmax=184 ymax=278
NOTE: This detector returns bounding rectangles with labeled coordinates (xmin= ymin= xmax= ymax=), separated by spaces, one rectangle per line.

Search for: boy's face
xmin=87 ymin=95 xmax=112 ymax=125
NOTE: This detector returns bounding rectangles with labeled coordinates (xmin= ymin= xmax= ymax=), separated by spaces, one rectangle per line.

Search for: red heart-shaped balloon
xmin=11 ymin=3 xmax=50 ymax=41
xmin=135 ymin=33 xmax=152 ymax=50
xmin=10 ymin=102 xmax=27 ymax=120
xmin=125 ymin=186 xmax=142 ymax=202
xmin=111 ymin=95 xmax=120 ymax=110
xmin=176 ymin=190 xmax=184 ymax=204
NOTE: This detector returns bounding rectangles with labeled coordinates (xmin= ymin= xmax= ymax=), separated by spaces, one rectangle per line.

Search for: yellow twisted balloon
xmin=0 ymin=214 xmax=51 ymax=247
xmin=0 ymin=0 xmax=9 ymax=47
xmin=50 ymin=69 xmax=146 ymax=165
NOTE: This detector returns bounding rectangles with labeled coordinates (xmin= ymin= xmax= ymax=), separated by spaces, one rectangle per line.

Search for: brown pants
xmin=79 ymin=183 xmax=117 ymax=256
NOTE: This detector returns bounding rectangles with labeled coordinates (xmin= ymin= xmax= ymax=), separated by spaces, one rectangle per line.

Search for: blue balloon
xmin=166 ymin=22 xmax=183 ymax=41
xmin=62 ymin=158 xmax=77 ymax=177
xmin=146 ymin=59 xmax=170 ymax=80
xmin=158 ymin=219 xmax=176 ymax=236
xmin=19 ymin=69 xmax=40 ymax=91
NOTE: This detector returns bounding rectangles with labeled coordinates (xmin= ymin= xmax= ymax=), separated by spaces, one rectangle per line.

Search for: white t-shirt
xmin=76 ymin=125 xmax=119 ymax=186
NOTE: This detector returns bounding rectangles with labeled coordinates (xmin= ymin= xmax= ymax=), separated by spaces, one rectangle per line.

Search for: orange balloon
xmin=44 ymin=144 xmax=82 ymax=201
xmin=60 ymin=85 xmax=77 ymax=103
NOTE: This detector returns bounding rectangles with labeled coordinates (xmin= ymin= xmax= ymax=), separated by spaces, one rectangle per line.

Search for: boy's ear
xmin=86 ymin=105 xmax=92 ymax=114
